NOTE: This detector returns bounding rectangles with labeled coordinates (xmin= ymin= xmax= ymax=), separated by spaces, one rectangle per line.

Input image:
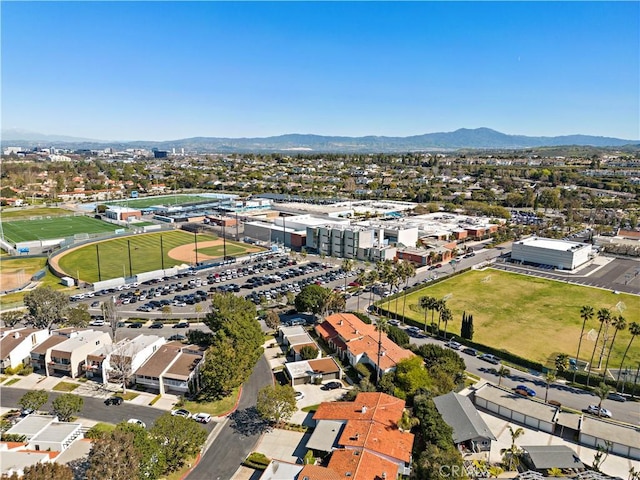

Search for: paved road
xmin=187 ymin=355 xmax=273 ymax=480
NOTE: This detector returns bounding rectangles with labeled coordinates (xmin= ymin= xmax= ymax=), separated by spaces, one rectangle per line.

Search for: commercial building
xmin=511 ymin=237 xmax=593 ymax=270
xmin=105 ymin=205 xmax=142 ymax=222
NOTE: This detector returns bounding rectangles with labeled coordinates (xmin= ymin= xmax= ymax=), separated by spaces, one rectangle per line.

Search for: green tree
xmin=23 ymin=286 xmax=69 ymax=330
xmin=1 ymin=310 xmax=24 ymax=328
xmin=555 ymin=353 xmax=570 ymax=373
xmin=264 ymin=310 xmax=280 ymax=330
xmin=414 ymin=444 xmax=466 ymax=480
xmin=294 ymin=285 xmax=331 ymax=319
xmin=440 ymin=307 xmax=453 ymax=340
xmin=617 ymin=321 xmax=640 ymax=385
xmin=417 ymin=343 xmax=466 ymax=381
xmin=387 ymin=325 xmax=410 ymax=348
xmin=374 ymin=317 xmax=388 ymax=384
xmin=52 ymin=393 xmax=83 ymax=422
xmin=341 ymin=258 xmax=355 ymax=292
xmin=256 ymin=384 xmax=297 ymax=426
xmin=574 ymin=305 xmax=594 ymax=383
xmin=501 ymin=425 xmax=525 ymax=471
xmin=497 ymin=366 xmax=510 ymax=387
xmin=399 ymin=260 xmax=416 ymax=321
xmin=419 ymin=296 xmax=436 ymax=333
xmin=116 ymin=422 xmax=166 ymax=480
xmin=18 ymin=390 xmax=48 ymax=413
xmin=66 ymin=303 xmax=91 ymax=328
xmin=593 ymin=382 xmax=612 ymax=417
xmin=201 ymin=332 xmax=242 ymax=399
xmin=150 ymin=413 xmax=207 ymax=472
xmin=13 ymin=462 xmax=73 ymax=480
xmin=393 ymin=356 xmax=430 ymax=398
xmin=299 ymin=345 xmax=319 ymax=360
xmin=602 ymin=315 xmax=626 ymax=380
xmin=87 ymin=429 xmax=140 ymax=480
xmin=544 ymin=370 xmax=557 ymax=403
xmin=413 ymin=394 xmax=455 ymax=450
xmin=587 ymin=308 xmax=611 ymax=386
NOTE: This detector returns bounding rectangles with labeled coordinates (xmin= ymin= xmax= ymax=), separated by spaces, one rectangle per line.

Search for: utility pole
xmin=96 ymin=244 xmax=102 ymax=282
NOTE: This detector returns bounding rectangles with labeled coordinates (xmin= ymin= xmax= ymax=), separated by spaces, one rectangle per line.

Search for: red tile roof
xmin=327 ymin=449 xmax=399 ymax=480
xmin=297 ymin=464 xmax=342 ymax=480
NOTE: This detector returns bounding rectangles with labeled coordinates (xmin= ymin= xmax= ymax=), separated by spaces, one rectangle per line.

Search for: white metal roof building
xmin=511 ymin=237 xmax=593 ymax=270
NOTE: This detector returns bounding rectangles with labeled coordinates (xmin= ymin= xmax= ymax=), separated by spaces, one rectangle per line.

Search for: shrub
xmin=1 ymin=433 xmax=27 ymax=442
xmin=85 ymin=422 xmax=116 ymax=439
xmin=244 ymin=452 xmax=271 ymax=470
xmin=17 ymin=365 xmax=33 ymax=376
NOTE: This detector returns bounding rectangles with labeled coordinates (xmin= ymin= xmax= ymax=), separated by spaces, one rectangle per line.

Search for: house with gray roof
xmin=434 ymin=392 xmax=496 ymax=453
xmin=521 ymin=445 xmax=584 ymax=472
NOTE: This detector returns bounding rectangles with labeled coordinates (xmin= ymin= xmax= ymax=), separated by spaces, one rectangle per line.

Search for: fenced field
xmin=54 ymin=230 xmax=262 ymax=283
xmin=0 ymin=207 xmax=73 ymax=221
xmin=104 ymin=194 xmax=212 ymax=209
xmin=1 ymin=215 xmax=121 ymax=245
xmin=381 ymin=269 xmax=640 ymax=367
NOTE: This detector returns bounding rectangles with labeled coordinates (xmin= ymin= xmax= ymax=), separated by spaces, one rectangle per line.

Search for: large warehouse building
xmin=511 ymin=237 xmax=593 ymax=270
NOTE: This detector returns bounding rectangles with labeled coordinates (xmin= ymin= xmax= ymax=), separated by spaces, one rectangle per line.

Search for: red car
xmin=348 ymin=281 xmax=361 ymax=287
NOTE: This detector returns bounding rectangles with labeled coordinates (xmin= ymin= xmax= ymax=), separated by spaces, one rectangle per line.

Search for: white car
xmin=586 ymin=405 xmax=612 ymax=418
xmin=294 ymin=391 xmax=305 ymax=401
xmin=171 ymin=409 xmax=192 ymax=419
xmin=89 ymin=319 xmax=105 ymax=326
xmin=127 ymin=418 xmax=146 ymax=428
xmin=193 ymin=412 xmax=212 ymax=424
xmin=445 ymin=340 xmax=462 ymax=350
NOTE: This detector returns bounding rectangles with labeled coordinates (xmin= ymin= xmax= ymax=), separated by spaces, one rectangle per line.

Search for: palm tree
xmin=555 ymin=354 xmax=570 ymax=373
xmin=419 ymin=296 xmax=433 ymax=333
xmin=616 ymin=321 xmax=640 ymax=385
xmin=399 ymin=261 xmax=416 ymax=323
xmin=587 ymin=308 xmax=611 ymax=387
xmin=435 ymin=299 xmax=446 ymax=337
xmin=497 ymin=365 xmax=510 ymax=386
xmin=355 ymin=270 xmax=367 ymax=312
xmin=501 ymin=425 xmax=525 ymax=471
xmin=375 ymin=317 xmax=389 ymax=385
xmin=366 ymin=270 xmax=379 ymax=308
xmin=341 ymin=258 xmax=354 ymax=293
xmin=574 ymin=305 xmax=594 ymax=383
xmin=544 ymin=370 xmax=557 ymax=403
xmin=602 ymin=315 xmax=626 ymax=381
xmin=593 ymin=382 xmax=612 ymax=417
xmin=441 ymin=307 xmax=453 ymax=340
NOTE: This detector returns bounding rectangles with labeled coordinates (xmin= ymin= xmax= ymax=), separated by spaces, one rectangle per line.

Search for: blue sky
xmin=2 ymin=1 xmax=639 ymax=141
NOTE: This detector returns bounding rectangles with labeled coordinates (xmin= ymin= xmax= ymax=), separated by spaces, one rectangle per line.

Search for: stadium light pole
xmin=222 ymin=224 xmax=227 ymax=260
xmin=160 ymin=235 xmax=165 ymax=270
xmin=194 ymin=231 xmax=199 ymax=266
xmin=95 ymin=244 xmax=102 ymax=282
xmin=127 ymin=240 xmax=133 ymax=278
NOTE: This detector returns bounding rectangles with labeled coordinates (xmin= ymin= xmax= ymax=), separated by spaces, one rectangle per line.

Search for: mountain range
xmin=2 ymin=127 xmax=637 ymax=153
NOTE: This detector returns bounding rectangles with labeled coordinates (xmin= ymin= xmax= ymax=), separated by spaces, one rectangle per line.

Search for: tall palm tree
xmin=366 ymin=270 xmax=379 ymax=308
xmin=544 ymin=370 xmax=557 ymax=403
xmin=441 ymin=307 xmax=453 ymax=340
xmin=587 ymin=308 xmax=611 ymax=386
xmin=355 ymin=270 xmax=367 ymax=312
xmin=419 ymin=296 xmax=432 ymax=333
xmin=375 ymin=317 xmax=389 ymax=385
xmin=497 ymin=365 xmax=510 ymax=386
xmin=616 ymin=321 xmax=640 ymax=385
xmin=602 ymin=315 xmax=626 ymax=381
xmin=501 ymin=425 xmax=524 ymax=471
xmin=593 ymin=382 xmax=612 ymax=417
xmin=435 ymin=299 xmax=447 ymax=337
xmin=574 ymin=305 xmax=594 ymax=383
xmin=341 ymin=258 xmax=354 ymax=293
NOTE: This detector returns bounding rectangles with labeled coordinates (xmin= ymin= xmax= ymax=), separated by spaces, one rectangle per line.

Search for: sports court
xmin=1 ymin=215 xmax=120 ymax=245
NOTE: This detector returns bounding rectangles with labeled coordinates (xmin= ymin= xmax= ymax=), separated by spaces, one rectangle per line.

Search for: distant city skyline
xmin=2 ymin=1 xmax=638 ymax=141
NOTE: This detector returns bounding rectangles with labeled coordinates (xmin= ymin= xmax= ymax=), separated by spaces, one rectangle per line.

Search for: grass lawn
xmin=2 ymin=215 xmax=120 ymax=244
xmin=119 ymin=392 xmax=139 ymax=401
xmin=381 ymin=269 xmax=640 ymax=367
xmin=57 ymin=230 xmax=217 ymax=282
xmin=52 ymin=381 xmax=80 ymax=392
xmin=105 ymin=194 xmax=210 ymax=209
xmin=160 ymin=455 xmax=199 ymax=480
xmin=180 ymin=387 xmax=241 ymax=416
xmin=0 ymin=207 xmax=72 ymax=220
xmin=197 ymin=242 xmax=247 ymax=258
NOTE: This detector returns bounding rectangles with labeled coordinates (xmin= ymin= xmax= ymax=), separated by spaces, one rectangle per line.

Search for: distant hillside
xmin=2 ymin=127 xmax=637 ymax=153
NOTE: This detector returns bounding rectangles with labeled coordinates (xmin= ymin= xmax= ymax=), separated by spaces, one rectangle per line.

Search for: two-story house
xmin=0 ymin=328 xmax=50 ymax=373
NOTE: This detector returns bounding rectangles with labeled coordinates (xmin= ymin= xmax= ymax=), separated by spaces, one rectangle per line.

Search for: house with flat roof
xmin=84 ymin=334 xmax=165 ymax=385
xmin=4 ymin=414 xmax=83 ymax=452
xmin=521 ymin=445 xmax=584 ymax=473
xmin=310 ymin=392 xmax=415 ymax=477
xmin=433 ymin=391 xmax=496 ymax=454
xmin=47 ymin=330 xmax=112 ymax=378
xmin=0 ymin=450 xmax=53 ymax=477
xmin=134 ymin=342 xmax=205 ymax=395
xmin=315 ymin=313 xmax=415 ymax=378
xmin=278 ymin=325 xmax=320 ymax=361
xmin=284 ymin=357 xmax=342 ymax=386
xmin=0 ymin=327 xmax=50 ymax=373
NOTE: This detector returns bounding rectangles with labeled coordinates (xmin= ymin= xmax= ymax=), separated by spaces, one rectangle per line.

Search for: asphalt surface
xmin=187 ymin=355 xmax=273 ymax=480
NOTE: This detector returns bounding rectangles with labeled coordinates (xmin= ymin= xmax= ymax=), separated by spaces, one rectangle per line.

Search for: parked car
xmin=149 ymin=322 xmax=164 ymax=329
xmin=91 ymin=301 xmax=100 ymax=308
xmin=127 ymin=418 xmax=146 ymax=428
xmin=104 ymin=396 xmax=123 ymax=406
xmin=128 ymin=322 xmax=143 ymax=329
xmin=294 ymin=391 xmax=305 ymax=401
xmin=193 ymin=413 xmax=212 ymax=424
xmin=321 ymin=381 xmax=342 ymax=391
xmin=171 ymin=409 xmax=192 ymax=419
xmin=479 ymin=353 xmax=501 ymax=365
xmin=89 ymin=319 xmax=105 ymax=327
xmin=173 ymin=322 xmax=190 ymax=329
xmin=445 ymin=340 xmax=462 ymax=350
xmin=462 ymin=347 xmax=478 ymax=356
xmin=607 ymin=392 xmax=626 ymax=402
xmin=586 ymin=405 xmax=612 ymax=418
xmin=514 ymin=385 xmax=536 ymax=397
xmin=168 ymin=334 xmax=187 ymax=342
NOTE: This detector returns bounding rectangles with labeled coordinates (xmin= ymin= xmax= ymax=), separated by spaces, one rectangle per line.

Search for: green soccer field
xmin=104 ymin=194 xmax=213 ymax=209
xmin=1 ymin=216 xmax=121 ymax=244
xmin=380 ymin=269 xmax=640 ymax=367
xmin=57 ymin=230 xmax=219 ymax=282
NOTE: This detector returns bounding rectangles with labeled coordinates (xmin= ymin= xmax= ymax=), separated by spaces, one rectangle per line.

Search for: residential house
xmin=46 ymin=330 xmax=112 ymax=378
xmin=278 ymin=325 xmax=320 ymax=361
xmin=84 ymin=334 xmax=165 ymax=385
xmin=309 ymin=392 xmax=415 ymax=478
xmin=433 ymin=392 xmax=496 ymax=455
xmin=284 ymin=357 xmax=342 ymax=386
xmin=134 ymin=342 xmax=205 ymax=395
xmin=0 ymin=328 xmax=50 ymax=373
xmin=315 ymin=313 xmax=415 ymax=378
xmin=5 ymin=414 xmax=83 ymax=452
